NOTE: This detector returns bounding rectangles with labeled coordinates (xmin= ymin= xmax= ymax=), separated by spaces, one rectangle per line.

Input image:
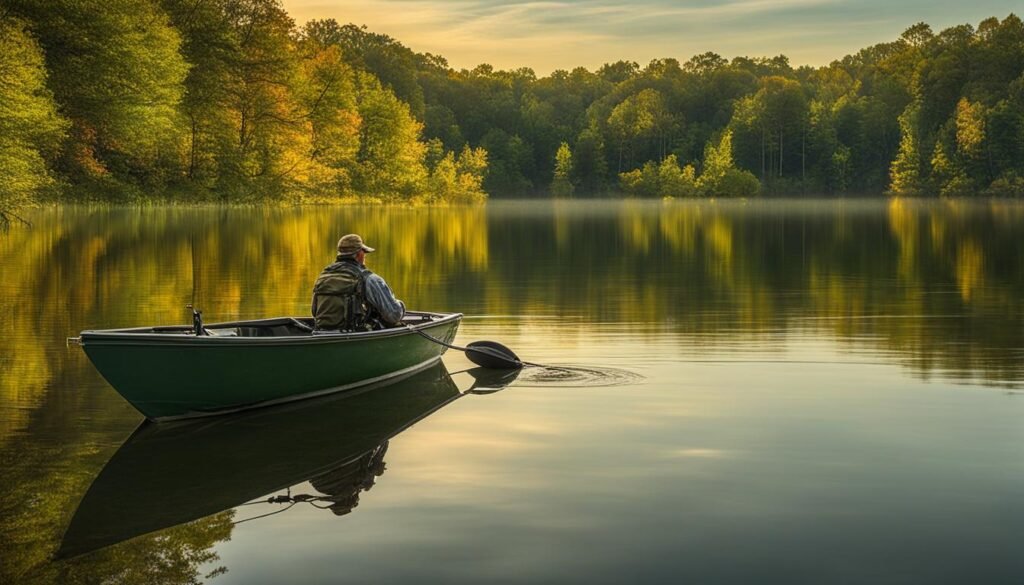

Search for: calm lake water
xmin=2 ymin=199 xmax=1023 ymax=584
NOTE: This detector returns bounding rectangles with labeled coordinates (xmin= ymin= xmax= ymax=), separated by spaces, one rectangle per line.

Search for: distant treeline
xmin=2 ymin=2 xmax=1024 ymax=221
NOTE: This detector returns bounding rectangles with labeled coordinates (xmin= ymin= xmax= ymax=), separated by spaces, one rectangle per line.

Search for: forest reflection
xmin=2 ymin=202 xmax=1024 ymax=415
xmin=3 ymin=201 xmax=1024 ymax=424
xmin=1 ymin=200 xmax=1023 ymax=581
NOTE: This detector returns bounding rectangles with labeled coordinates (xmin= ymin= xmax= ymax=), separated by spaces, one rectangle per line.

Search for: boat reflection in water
xmin=59 ymin=362 xmax=519 ymax=559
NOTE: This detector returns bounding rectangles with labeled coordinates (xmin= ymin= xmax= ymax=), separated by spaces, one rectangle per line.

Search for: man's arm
xmin=364 ymin=274 xmax=406 ymax=326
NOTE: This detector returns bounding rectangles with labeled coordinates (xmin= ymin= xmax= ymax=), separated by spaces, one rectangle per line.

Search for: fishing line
xmin=233 ymin=502 xmax=297 ymax=525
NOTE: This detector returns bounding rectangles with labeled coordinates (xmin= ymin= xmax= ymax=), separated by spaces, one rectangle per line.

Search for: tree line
xmin=2 ymin=2 xmax=1024 ymax=223
xmin=407 ymin=14 xmax=1024 ymax=199
xmin=0 ymin=0 xmax=488 ymax=225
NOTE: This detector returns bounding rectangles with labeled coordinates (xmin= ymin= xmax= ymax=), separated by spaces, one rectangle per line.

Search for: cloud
xmin=664 ymin=448 xmax=734 ymax=459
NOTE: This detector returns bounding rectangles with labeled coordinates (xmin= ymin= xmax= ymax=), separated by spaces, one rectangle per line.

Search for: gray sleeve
xmin=364 ymin=273 xmax=406 ymax=326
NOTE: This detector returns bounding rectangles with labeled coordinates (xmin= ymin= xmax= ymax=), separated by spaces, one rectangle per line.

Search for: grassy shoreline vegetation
xmin=2 ymin=3 xmax=1024 ymax=224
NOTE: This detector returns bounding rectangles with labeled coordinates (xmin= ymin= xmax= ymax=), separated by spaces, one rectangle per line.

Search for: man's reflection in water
xmin=58 ymin=363 xmax=521 ymax=561
xmin=308 ymin=443 xmax=389 ymax=516
xmin=251 ymin=442 xmax=390 ymax=520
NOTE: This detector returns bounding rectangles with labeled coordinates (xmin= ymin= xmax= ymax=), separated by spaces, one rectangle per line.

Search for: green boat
xmin=75 ymin=311 xmax=462 ymax=421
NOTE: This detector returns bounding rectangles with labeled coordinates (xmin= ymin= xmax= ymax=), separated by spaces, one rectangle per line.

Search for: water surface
xmin=1 ymin=199 xmax=1022 ymax=583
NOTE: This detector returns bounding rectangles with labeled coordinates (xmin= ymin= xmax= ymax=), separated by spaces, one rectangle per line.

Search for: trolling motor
xmin=186 ymin=304 xmax=208 ymax=336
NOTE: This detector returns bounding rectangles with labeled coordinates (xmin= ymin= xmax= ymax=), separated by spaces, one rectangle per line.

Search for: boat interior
xmin=129 ymin=312 xmax=445 ymax=338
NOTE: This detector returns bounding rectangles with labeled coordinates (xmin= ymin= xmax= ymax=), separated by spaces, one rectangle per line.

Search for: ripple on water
xmin=515 ymin=365 xmax=643 ymax=388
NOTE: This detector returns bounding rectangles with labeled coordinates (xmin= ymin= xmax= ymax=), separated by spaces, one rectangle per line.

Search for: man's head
xmin=337 ymin=233 xmax=375 ymax=263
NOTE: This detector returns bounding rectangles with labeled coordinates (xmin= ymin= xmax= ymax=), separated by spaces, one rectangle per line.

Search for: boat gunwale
xmin=79 ymin=311 xmax=462 ymax=347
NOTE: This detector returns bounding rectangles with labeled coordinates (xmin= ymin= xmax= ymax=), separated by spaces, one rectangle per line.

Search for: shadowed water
xmin=1 ymin=199 xmax=1022 ymax=584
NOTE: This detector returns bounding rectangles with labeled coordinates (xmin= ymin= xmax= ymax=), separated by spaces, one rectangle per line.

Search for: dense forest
xmin=2 ymin=1 xmax=1024 ymax=222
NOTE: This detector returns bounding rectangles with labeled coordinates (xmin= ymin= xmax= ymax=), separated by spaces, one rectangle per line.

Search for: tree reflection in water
xmin=2 ymin=200 xmax=1024 ymax=582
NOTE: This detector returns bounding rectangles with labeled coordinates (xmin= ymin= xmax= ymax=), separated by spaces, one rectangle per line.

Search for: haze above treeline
xmin=2 ymin=1 xmax=1024 ymax=223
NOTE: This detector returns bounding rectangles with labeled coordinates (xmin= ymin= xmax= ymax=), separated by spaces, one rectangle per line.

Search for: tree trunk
xmin=985 ymin=119 xmax=995 ymax=184
xmin=779 ymin=129 xmax=784 ymax=178
xmin=801 ymin=126 xmax=806 ymax=183
xmin=761 ymin=127 xmax=766 ymax=180
xmin=188 ymin=115 xmax=197 ymax=180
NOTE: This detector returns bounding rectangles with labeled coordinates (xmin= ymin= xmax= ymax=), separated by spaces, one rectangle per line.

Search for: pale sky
xmin=282 ymin=1 xmax=1021 ymax=74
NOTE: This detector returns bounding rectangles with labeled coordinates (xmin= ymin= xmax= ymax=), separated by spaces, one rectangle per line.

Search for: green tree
xmin=930 ymin=135 xmax=972 ymax=196
xmin=480 ymin=129 xmax=534 ymax=195
xmin=698 ymin=130 xmax=735 ymax=190
xmin=164 ymin=0 xmax=317 ymax=199
xmin=890 ymin=104 xmax=923 ymax=194
xmin=658 ymin=155 xmax=699 ymax=198
xmin=303 ymin=20 xmax=425 ymax=118
xmin=955 ymin=98 xmax=986 ymax=158
xmin=8 ymin=0 xmax=188 ymax=186
xmin=222 ymin=0 xmax=310 ymax=197
xmin=161 ymin=0 xmax=238 ymax=186
xmin=551 ymin=142 xmax=575 ymax=197
xmin=354 ymin=74 xmax=428 ymax=199
xmin=571 ymin=127 xmax=608 ymax=194
xmin=607 ymin=89 xmax=665 ymax=172
xmin=426 ymin=146 xmax=487 ymax=202
xmin=954 ymin=97 xmax=991 ymax=186
xmin=985 ymin=75 xmax=1024 ymax=186
xmin=698 ymin=130 xmax=760 ymax=197
xmin=618 ymin=154 xmax=698 ymax=198
xmin=0 ymin=18 xmax=68 ymax=224
xmin=619 ymin=162 xmax=659 ymax=197
xmin=597 ymin=60 xmax=640 ymax=84
xmin=729 ymin=76 xmax=808 ymax=186
xmin=295 ymin=41 xmax=362 ymax=195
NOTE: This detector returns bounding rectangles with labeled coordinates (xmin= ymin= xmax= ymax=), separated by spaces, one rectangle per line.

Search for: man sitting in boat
xmin=311 ymin=234 xmax=406 ymax=332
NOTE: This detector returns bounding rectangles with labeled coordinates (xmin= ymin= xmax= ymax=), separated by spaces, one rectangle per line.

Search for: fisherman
xmin=311 ymin=234 xmax=406 ymax=332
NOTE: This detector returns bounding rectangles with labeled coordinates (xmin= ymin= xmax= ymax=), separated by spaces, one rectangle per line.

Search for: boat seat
xmin=206 ymin=328 xmax=239 ymax=337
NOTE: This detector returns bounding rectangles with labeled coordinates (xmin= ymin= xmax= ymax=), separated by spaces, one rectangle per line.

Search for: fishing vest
xmin=311 ymin=260 xmax=372 ymax=331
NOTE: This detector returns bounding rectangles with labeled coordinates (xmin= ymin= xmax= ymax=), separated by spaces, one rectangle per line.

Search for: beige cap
xmin=337 ymin=234 xmax=375 ymax=256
